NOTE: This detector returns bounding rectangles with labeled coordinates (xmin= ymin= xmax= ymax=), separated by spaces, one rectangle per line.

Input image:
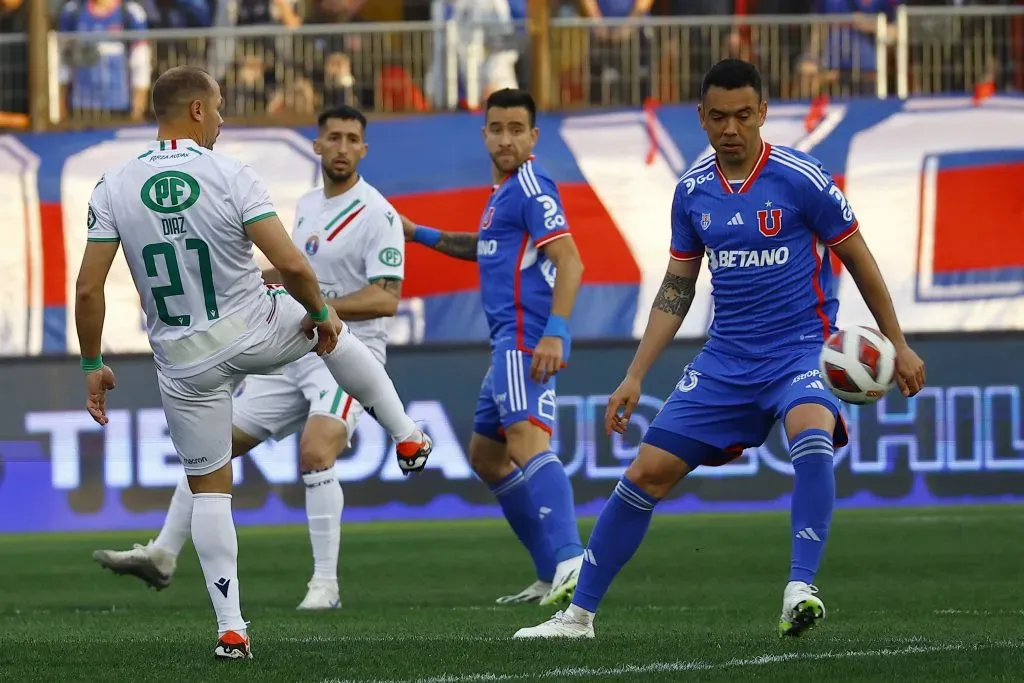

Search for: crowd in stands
xmin=0 ymin=0 xmax=1020 ymax=128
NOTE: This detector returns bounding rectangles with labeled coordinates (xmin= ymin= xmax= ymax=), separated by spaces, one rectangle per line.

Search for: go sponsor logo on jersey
xmin=140 ymin=171 xmax=201 ymax=214
xmin=536 ymin=195 xmax=565 ymax=231
xmin=683 ymin=170 xmax=715 ymax=195
xmin=707 ymin=246 xmax=790 ymax=271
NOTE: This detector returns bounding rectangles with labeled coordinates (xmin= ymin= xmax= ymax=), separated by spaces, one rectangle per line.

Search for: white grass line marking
xmin=320 ymin=641 xmax=1022 ymax=683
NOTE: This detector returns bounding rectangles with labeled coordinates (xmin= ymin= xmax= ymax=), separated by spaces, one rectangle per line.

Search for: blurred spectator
xmin=143 ymin=0 xmax=212 ymax=76
xmin=304 ymin=0 xmax=370 ymax=107
xmin=580 ymin=0 xmax=655 ymax=105
xmin=906 ymin=0 xmax=1018 ymax=94
xmin=57 ymin=0 xmax=152 ymax=121
xmin=222 ymin=40 xmax=275 ymax=115
xmin=803 ymin=0 xmax=902 ymax=97
xmin=0 ymin=0 xmax=28 ymax=128
xmin=424 ymin=0 xmax=520 ymax=110
xmin=233 ymin=0 xmax=300 ymax=28
xmin=740 ymin=0 xmax=816 ymax=99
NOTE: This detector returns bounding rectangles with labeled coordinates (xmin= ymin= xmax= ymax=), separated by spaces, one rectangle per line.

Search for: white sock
xmin=321 ymin=329 xmax=417 ymax=442
xmin=303 ymin=468 xmax=344 ymax=582
xmin=153 ymin=475 xmax=193 ymax=556
xmin=566 ymin=603 xmax=595 ymax=624
xmin=192 ymin=493 xmax=246 ymax=636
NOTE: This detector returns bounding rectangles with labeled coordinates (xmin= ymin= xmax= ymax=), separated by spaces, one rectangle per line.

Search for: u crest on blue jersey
xmin=481 ymin=206 xmax=495 ymax=230
xmin=700 ymin=212 xmax=712 ymax=230
xmin=305 ymin=234 xmax=320 ymax=255
xmin=757 ymin=208 xmax=783 ymax=237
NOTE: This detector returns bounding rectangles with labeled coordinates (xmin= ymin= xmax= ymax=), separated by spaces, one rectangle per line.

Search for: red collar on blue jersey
xmin=716 ymin=141 xmax=771 ymax=195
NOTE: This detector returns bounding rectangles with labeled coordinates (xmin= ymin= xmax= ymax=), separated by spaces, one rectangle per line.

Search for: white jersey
xmin=87 ymin=138 xmax=280 ymax=379
xmin=291 ymin=176 xmax=405 ymax=364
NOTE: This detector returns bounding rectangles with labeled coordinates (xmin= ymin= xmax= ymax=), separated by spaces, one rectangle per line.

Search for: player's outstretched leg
xmin=504 ymin=423 xmax=584 ymax=606
xmin=470 ymin=433 xmax=556 ymax=604
xmin=92 ymin=428 xmax=262 ymax=590
xmin=514 ymin=442 xmax=690 ymax=638
xmin=779 ymin=403 xmax=837 ymax=638
xmin=318 ymin=327 xmax=432 ymax=465
xmin=92 ymin=473 xmax=190 ymax=589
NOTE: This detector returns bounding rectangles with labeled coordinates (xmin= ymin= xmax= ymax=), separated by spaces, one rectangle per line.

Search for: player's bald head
xmin=151 ymin=66 xmax=218 ymax=121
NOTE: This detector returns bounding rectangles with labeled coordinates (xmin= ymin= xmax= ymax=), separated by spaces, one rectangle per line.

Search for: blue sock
xmin=522 ymin=451 xmax=583 ymax=563
xmin=488 ymin=469 xmax=555 ymax=582
xmin=789 ymin=428 xmax=836 ymax=584
xmin=572 ymin=477 xmax=657 ymax=613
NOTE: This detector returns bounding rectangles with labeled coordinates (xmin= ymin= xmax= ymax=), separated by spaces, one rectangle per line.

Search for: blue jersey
xmin=671 ymin=142 xmax=859 ymax=362
xmin=477 ymin=158 xmax=570 ymax=351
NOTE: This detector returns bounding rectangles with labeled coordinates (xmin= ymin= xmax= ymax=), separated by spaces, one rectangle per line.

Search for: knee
xmin=299 ymin=430 xmax=345 ymax=473
xmin=624 ymin=453 xmax=683 ymax=500
xmin=785 ymin=402 xmax=837 ymax=443
xmin=470 ymin=443 xmax=513 ymax=483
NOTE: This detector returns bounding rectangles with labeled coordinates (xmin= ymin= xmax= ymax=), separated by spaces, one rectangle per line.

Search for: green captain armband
xmin=80 ymin=355 xmax=103 ymax=373
xmin=310 ymin=304 xmax=330 ymax=323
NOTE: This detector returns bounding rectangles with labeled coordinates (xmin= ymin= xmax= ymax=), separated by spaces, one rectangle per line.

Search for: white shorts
xmin=232 ymin=354 xmax=364 ymax=446
xmin=156 ymin=294 xmax=319 ymax=477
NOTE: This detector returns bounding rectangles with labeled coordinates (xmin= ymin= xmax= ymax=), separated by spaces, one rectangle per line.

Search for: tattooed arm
xmin=400 ymin=214 xmax=478 ymax=261
xmin=625 ymin=257 xmax=700 ymax=382
xmin=432 ymin=231 xmax=479 ymax=261
xmin=327 ymin=278 xmax=402 ymax=321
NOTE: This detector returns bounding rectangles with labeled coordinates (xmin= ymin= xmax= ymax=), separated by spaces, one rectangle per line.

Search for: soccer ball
xmin=818 ymin=326 xmax=897 ymax=405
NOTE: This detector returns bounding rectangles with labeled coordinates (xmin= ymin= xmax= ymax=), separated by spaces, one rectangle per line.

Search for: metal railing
xmin=1 ymin=6 xmax=1021 ymax=130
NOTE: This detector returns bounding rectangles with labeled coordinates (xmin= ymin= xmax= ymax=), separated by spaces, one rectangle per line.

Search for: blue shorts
xmin=643 ymin=347 xmax=849 ymax=468
xmin=473 ymin=346 xmax=557 ymax=441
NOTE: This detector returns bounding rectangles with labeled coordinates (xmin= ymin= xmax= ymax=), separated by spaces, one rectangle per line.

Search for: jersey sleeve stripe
xmin=517 ymin=163 xmax=542 ymax=197
xmin=770 ymin=155 xmax=827 ymax=191
xmin=243 ymin=211 xmax=277 ymax=226
xmin=771 ymin=149 xmax=830 ymax=188
xmin=524 ymin=161 xmax=544 ymax=195
xmin=534 ymin=229 xmax=570 ymax=247
xmin=824 ymin=220 xmax=860 ymax=246
xmin=669 ymin=248 xmax=702 ymax=261
xmin=87 ymin=236 xmax=119 ymax=242
xmin=678 ymin=156 xmax=715 ymax=183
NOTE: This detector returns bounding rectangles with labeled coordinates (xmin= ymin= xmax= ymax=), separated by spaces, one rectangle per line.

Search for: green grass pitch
xmin=0 ymin=505 xmax=1021 ymax=682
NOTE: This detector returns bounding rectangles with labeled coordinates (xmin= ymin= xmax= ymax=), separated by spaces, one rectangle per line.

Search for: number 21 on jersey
xmin=142 ymin=236 xmax=219 ymax=326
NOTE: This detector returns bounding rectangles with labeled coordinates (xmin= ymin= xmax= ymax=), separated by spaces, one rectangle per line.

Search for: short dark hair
xmin=700 ymin=59 xmax=763 ymax=101
xmin=318 ymin=105 xmax=367 ymax=132
xmin=485 ymin=88 xmax=536 ymax=128
xmin=151 ymin=66 xmax=216 ymax=120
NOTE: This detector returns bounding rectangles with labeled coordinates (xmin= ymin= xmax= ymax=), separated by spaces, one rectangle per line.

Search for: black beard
xmin=322 ymin=165 xmax=354 ymax=184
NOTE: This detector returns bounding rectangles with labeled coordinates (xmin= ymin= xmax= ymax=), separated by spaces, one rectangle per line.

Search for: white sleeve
xmin=232 ymin=164 xmax=278 ymax=227
xmin=364 ymin=202 xmax=405 ymax=282
xmin=86 ymin=177 xmax=119 ymax=242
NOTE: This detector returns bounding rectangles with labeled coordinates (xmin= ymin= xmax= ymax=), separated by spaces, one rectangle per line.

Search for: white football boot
xmin=93 ymin=540 xmax=176 ymax=590
xmin=513 ymin=607 xmax=595 ymax=639
xmin=778 ymin=580 xmax=826 ymax=637
xmin=539 ymin=554 xmax=583 ymax=606
xmin=496 ymin=580 xmax=552 ymax=605
xmin=297 ymin=579 xmax=341 ymax=610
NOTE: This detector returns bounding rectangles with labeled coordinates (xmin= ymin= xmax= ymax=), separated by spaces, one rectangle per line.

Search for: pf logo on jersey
xmin=305 ymin=235 xmax=319 ymax=255
xmin=757 ymin=208 xmax=782 ymax=237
